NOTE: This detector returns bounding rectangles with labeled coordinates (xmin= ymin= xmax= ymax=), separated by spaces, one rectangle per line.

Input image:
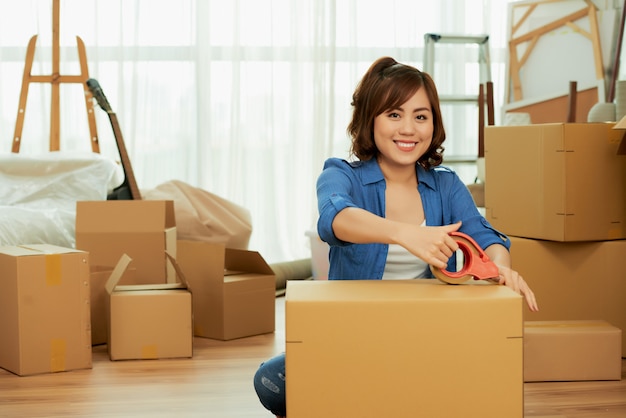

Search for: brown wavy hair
xmin=347 ymin=57 xmax=446 ymax=169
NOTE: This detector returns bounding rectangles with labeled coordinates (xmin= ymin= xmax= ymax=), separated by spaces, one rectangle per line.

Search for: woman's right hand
xmin=396 ymin=221 xmax=462 ymax=268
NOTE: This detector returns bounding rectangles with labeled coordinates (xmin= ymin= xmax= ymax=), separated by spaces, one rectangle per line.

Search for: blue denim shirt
xmin=316 ymin=157 xmax=510 ymax=280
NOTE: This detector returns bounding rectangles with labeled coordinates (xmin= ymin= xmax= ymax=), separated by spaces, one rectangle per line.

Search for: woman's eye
xmin=388 ymin=112 xmax=400 ymax=118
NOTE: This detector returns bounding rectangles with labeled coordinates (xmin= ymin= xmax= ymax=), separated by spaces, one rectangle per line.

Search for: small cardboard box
xmin=76 ymin=200 xmax=177 ymax=285
xmin=524 ymin=320 xmax=622 ymax=382
xmin=286 ymin=280 xmax=523 ymax=418
xmin=509 ymin=236 xmax=626 ymax=356
xmin=0 ymin=245 xmax=92 ymax=376
xmin=176 ymin=240 xmax=275 ymax=340
xmin=106 ymin=253 xmax=193 ymax=361
xmin=484 ymin=123 xmax=626 ymax=241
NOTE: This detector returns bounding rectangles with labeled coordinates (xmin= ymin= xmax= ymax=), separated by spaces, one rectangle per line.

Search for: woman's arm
xmin=332 ymin=207 xmax=461 ymax=269
xmin=485 ymin=244 xmax=539 ymax=312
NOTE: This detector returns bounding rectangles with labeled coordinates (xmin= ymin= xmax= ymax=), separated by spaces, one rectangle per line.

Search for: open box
xmin=176 ymin=240 xmax=275 ymax=341
xmin=105 ymin=252 xmax=193 ymax=361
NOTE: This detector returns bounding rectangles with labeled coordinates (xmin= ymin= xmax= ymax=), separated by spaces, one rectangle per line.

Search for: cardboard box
xmin=0 ymin=245 xmax=92 ymax=376
xmin=484 ymin=123 xmax=626 ymax=241
xmin=509 ymin=236 xmax=626 ymax=356
xmin=76 ymin=200 xmax=177 ymax=285
xmin=90 ymin=266 xmax=114 ymax=345
xmin=286 ymin=280 xmax=523 ymax=418
xmin=176 ymin=240 xmax=275 ymax=340
xmin=524 ymin=320 xmax=622 ymax=382
xmin=106 ymin=253 xmax=193 ymax=361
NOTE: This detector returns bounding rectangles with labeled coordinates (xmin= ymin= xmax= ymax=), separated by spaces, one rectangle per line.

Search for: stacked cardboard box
xmin=76 ymin=200 xmax=194 ymax=360
xmin=524 ymin=320 xmax=621 ymax=382
xmin=485 ymin=123 xmax=626 ymax=371
xmin=0 ymin=245 xmax=92 ymax=376
xmin=286 ymin=280 xmax=524 ymax=417
xmin=76 ymin=200 xmax=177 ymax=285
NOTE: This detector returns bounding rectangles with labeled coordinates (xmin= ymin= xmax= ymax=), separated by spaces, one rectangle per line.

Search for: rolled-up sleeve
xmin=316 ymin=160 xmax=358 ymax=247
xmin=435 ymin=167 xmax=511 ymax=251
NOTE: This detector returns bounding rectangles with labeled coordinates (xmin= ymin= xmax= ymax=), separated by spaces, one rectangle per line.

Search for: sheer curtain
xmin=0 ymin=0 xmax=508 ymax=263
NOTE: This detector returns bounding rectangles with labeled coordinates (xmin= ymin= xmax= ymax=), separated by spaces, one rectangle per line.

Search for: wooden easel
xmin=11 ymin=0 xmax=99 ymax=153
xmin=507 ymin=0 xmax=604 ymax=103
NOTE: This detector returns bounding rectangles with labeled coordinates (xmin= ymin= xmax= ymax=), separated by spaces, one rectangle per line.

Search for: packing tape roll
xmin=431 ymin=232 xmax=499 ymax=285
xmin=431 ymin=234 xmax=478 ymax=285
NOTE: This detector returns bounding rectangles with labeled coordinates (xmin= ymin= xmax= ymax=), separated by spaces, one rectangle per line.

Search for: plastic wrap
xmin=0 ymin=151 xmax=124 ymax=248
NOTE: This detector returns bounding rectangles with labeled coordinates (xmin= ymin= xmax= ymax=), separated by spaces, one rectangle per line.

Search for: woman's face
xmin=373 ymin=87 xmax=433 ymax=170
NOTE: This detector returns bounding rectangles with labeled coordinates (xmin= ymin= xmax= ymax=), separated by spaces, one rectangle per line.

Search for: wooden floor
xmin=1 ymin=296 xmax=624 ymax=417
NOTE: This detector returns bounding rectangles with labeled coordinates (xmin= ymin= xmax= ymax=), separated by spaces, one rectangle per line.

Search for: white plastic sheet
xmin=0 ymin=152 xmax=123 ymax=248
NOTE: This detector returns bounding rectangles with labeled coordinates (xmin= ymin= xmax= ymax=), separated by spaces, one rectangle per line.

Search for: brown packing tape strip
xmin=45 ymin=254 xmax=62 ymax=286
xmin=142 ymin=345 xmax=158 ymax=359
xmin=50 ymin=339 xmax=66 ymax=372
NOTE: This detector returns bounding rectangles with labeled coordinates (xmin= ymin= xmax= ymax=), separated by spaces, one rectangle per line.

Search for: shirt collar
xmin=357 ymin=158 xmax=437 ymax=191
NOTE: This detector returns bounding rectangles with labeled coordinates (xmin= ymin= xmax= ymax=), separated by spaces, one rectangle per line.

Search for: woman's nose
xmin=399 ymin=120 xmax=416 ymax=135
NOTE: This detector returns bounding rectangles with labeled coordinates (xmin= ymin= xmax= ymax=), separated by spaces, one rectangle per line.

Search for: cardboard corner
xmin=105 ymin=254 xmax=133 ymax=295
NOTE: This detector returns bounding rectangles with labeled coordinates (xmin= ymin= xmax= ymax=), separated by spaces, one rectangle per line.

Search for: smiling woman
xmin=0 ymin=0 xmax=510 ymax=263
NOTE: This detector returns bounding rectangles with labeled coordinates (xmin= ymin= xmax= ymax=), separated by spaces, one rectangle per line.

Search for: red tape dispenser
xmin=431 ymin=231 xmax=500 ymax=285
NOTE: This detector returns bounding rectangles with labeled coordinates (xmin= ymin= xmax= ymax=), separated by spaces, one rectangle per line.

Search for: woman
xmin=253 ymin=57 xmax=538 ymax=418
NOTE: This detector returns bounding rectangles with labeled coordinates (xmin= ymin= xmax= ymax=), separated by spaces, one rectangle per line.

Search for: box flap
xmin=611 ymin=117 xmax=626 ymax=155
xmin=105 ymin=252 xmax=190 ymax=293
xmin=165 ymin=251 xmax=190 ymax=291
xmin=105 ymin=254 xmax=133 ymax=295
xmin=114 ymin=282 xmax=187 ymax=291
xmin=0 ymin=244 xmax=83 ymax=257
xmin=225 ymin=248 xmax=274 ymax=275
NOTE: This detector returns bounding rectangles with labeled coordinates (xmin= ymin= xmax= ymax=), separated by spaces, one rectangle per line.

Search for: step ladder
xmin=423 ymin=33 xmax=492 ymax=103
xmin=423 ymin=33 xmax=493 ymax=159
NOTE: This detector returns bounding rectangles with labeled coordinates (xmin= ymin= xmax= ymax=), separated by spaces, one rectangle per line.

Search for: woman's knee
xmin=253 ymin=353 xmax=286 ymax=416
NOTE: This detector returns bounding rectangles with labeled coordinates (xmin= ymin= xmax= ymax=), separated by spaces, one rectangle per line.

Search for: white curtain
xmin=0 ymin=0 xmax=509 ymax=263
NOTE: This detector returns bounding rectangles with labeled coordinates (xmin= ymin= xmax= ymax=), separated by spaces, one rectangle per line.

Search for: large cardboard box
xmin=524 ymin=320 xmax=622 ymax=382
xmin=286 ymin=280 xmax=523 ymax=418
xmin=106 ymin=253 xmax=193 ymax=361
xmin=509 ymin=236 xmax=626 ymax=356
xmin=176 ymin=240 xmax=275 ymax=340
xmin=0 ymin=245 xmax=92 ymax=376
xmin=484 ymin=123 xmax=626 ymax=241
xmin=76 ymin=200 xmax=177 ymax=284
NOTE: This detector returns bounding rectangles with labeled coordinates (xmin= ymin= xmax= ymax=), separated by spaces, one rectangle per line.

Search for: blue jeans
xmin=253 ymin=353 xmax=286 ymax=416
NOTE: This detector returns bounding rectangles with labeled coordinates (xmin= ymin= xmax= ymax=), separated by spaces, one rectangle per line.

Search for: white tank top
xmin=382 ymin=244 xmax=431 ymax=279
xmin=382 ymin=221 xmax=431 ymax=280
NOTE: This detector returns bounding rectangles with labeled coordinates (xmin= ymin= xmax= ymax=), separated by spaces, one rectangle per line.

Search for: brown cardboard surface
xmin=484 ymin=123 xmax=626 ymax=241
xmin=285 ymin=280 xmax=523 ymax=418
xmin=90 ymin=266 xmax=114 ymax=345
xmin=0 ymin=245 xmax=92 ymax=376
xmin=176 ymin=240 xmax=275 ymax=341
xmin=76 ymin=200 xmax=177 ymax=284
xmin=509 ymin=236 xmax=626 ymax=356
xmin=524 ymin=320 xmax=622 ymax=382
xmin=106 ymin=253 xmax=192 ymax=361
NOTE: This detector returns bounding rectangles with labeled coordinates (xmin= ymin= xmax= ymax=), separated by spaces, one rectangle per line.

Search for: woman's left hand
xmin=492 ymin=265 xmax=539 ymax=312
